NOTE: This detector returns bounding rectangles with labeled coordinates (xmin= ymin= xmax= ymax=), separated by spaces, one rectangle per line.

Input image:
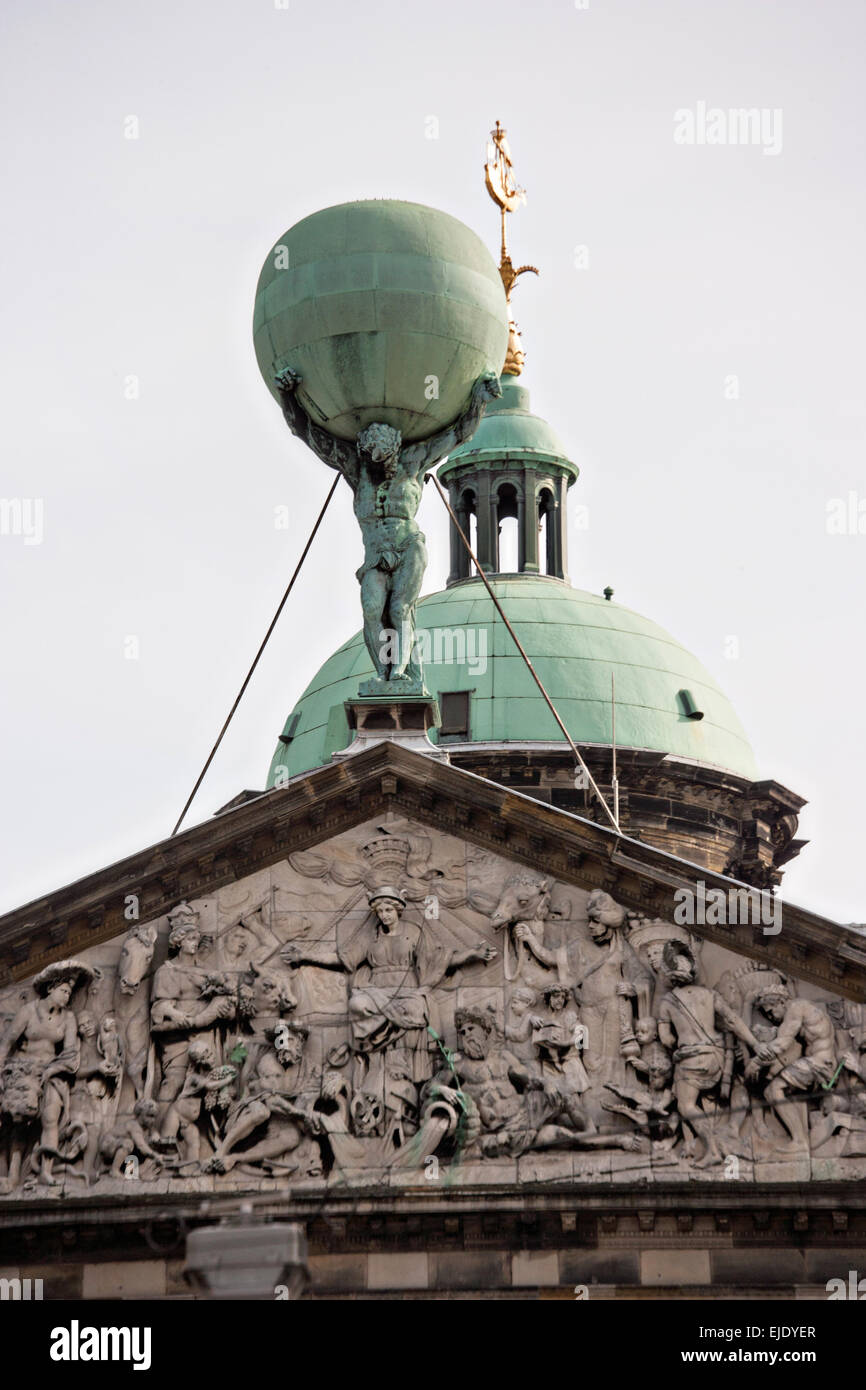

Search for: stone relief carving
xmin=0 ymin=818 xmax=861 ymax=1194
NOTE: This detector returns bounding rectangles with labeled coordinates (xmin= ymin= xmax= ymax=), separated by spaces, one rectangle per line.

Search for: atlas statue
xmin=275 ymin=367 xmax=501 ymax=692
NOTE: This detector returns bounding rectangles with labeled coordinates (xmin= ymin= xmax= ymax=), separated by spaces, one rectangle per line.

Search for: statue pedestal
xmin=333 ymin=694 xmax=450 ymax=763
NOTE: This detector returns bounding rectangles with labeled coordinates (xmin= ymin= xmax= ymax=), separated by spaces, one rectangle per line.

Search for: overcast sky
xmin=0 ymin=0 xmax=863 ymax=923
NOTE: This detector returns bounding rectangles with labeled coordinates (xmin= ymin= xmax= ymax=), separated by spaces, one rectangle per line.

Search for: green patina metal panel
xmin=266 ymin=576 xmax=759 ymax=786
xmin=253 ymin=201 xmax=509 ymax=441
xmin=438 ymin=376 xmax=579 ymax=480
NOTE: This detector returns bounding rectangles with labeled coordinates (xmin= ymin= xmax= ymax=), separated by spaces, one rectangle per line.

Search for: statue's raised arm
xmin=274 ymin=368 xmax=360 ymax=489
xmin=400 ymin=371 xmax=502 ymax=476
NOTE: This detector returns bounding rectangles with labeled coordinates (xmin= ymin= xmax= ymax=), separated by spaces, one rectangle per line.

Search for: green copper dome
xmin=438 ymin=375 xmax=578 ymax=478
xmin=266 ymin=576 xmax=758 ymax=785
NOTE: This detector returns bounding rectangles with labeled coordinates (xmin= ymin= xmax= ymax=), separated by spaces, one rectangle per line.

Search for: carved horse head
xmin=117 ymin=923 xmax=158 ymax=996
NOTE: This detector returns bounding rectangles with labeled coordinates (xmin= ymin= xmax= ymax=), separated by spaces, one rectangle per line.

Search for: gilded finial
xmin=484 ymin=121 xmax=538 ymax=375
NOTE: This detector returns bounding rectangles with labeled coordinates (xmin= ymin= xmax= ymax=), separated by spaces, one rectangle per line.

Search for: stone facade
xmin=0 ymin=745 xmax=863 ymax=1296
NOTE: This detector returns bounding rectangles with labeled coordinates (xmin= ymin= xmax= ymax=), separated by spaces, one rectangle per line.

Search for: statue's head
xmin=169 ymin=922 xmax=201 ymax=956
xmin=663 ymin=941 xmax=696 ymax=986
xmin=33 ymin=960 xmax=94 ymax=1004
xmin=274 ymin=1020 xmax=307 ymax=1067
xmin=455 ymin=1005 xmax=497 ymax=1059
xmin=252 ymin=970 xmax=295 ymax=1015
xmin=509 ymin=987 xmax=535 ymax=1016
xmin=368 ymin=887 xmax=406 ymax=931
xmin=645 ymin=1042 xmax=673 ymax=1089
xmin=134 ymin=1099 xmax=159 ymax=1127
xmin=224 ymin=924 xmax=250 ymax=960
xmin=77 ymin=1011 xmax=97 ymax=1038
xmin=358 ymin=422 xmax=402 ymax=473
xmin=635 ymin=1017 xmax=657 ymax=1046
xmin=755 ymin=988 xmax=790 ymax=1024
xmin=1 ymin=1065 xmax=39 ymax=1122
xmin=645 ymin=941 xmax=667 ymax=972
xmin=168 ymin=902 xmax=200 ymax=955
xmin=187 ymin=1040 xmax=213 ymax=1069
xmin=586 ymin=890 xmax=625 ymax=942
xmin=542 ymin=985 xmax=570 ymax=1014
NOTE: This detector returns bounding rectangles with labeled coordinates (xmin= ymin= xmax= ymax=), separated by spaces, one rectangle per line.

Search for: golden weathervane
xmin=484 ymin=120 xmax=538 ymax=375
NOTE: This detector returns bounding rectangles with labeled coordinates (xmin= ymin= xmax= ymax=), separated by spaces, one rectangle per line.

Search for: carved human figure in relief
xmin=70 ymin=1010 xmax=123 ymax=1180
xmin=0 ymin=960 xmax=96 ymax=1186
xmin=570 ymin=891 xmax=654 ymax=1111
xmin=812 ymin=1000 xmax=866 ymax=1155
xmin=282 ymin=886 xmax=496 ymax=1087
xmin=160 ymin=1041 xmax=236 ymax=1166
xmin=149 ymin=904 xmax=235 ymax=1111
xmin=99 ymin=1099 xmax=164 ymax=1179
xmin=219 ymin=908 xmax=289 ymax=1006
xmin=234 ymin=969 xmax=298 ymax=1055
xmin=526 ymin=985 xmax=590 ymax=1098
xmin=602 ymin=1017 xmax=678 ymax=1156
xmin=504 ymin=986 xmax=539 ymax=1063
xmin=206 ymin=1022 xmax=320 ymax=1176
xmin=416 ymin=1007 xmax=643 ymax=1161
xmin=745 ymin=986 xmax=836 ymax=1153
xmin=274 ymin=367 xmax=501 ymax=687
xmin=657 ymin=944 xmax=763 ymax=1167
xmin=115 ymin=921 xmax=158 ymax=1100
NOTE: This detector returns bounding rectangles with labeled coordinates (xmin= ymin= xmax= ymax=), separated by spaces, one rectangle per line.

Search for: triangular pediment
xmin=0 ymin=745 xmax=864 ymax=1200
xmin=0 ymin=742 xmax=862 ymax=998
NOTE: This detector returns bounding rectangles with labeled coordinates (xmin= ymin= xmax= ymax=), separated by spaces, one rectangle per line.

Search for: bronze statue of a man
xmin=275 ymin=367 xmax=501 ymax=691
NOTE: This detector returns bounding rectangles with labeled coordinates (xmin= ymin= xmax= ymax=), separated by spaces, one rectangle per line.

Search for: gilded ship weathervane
xmin=484 ymin=120 xmax=538 ymax=375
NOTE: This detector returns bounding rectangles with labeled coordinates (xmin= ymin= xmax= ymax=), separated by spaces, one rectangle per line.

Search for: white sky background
xmin=0 ymin=0 xmax=863 ymax=922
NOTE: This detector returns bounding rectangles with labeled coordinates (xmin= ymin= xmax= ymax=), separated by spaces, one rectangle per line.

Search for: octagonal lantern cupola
xmin=437 ymin=374 xmax=579 ymax=584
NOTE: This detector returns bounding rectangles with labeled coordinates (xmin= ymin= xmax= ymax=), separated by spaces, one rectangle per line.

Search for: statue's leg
xmin=386 ymin=538 xmax=427 ymax=680
xmin=180 ymin=1120 xmax=201 ymax=1164
xmin=160 ymin=1101 xmax=184 ymax=1144
xmin=766 ymin=1076 xmax=809 ymax=1149
xmin=156 ymin=1044 xmax=186 ymax=1117
xmin=562 ymin=1094 xmax=597 ymax=1135
xmin=674 ymin=1076 xmax=719 ymax=1164
xmin=110 ymin=1138 xmax=134 ymax=1178
xmin=210 ymin=1100 xmax=269 ymax=1163
xmin=359 ymin=568 xmax=391 ymax=679
xmin=222 ymin=1123 xmax=302 ymax=1172
xmin=8 ymin=1136 xmax=25 ymax=1187
xmin=39 ymin=1083 xmax=65 ymax=1183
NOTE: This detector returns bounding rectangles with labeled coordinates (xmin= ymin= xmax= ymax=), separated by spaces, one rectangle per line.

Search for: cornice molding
xmin=0 ymin=743 xmax=862 ymax=1000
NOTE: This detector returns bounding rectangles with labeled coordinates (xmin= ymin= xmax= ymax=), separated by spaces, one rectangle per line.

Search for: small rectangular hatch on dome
xmin=439 ymin=690 xmax=471 ymax=737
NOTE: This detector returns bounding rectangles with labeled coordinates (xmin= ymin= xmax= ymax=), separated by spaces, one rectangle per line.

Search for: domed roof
xmin=438 ymin=375 xmax=577 ymax=477
xmin=266 ymin=575 xmax=758 ymax=785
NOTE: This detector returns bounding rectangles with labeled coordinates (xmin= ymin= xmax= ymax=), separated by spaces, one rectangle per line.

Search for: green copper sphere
xmin=253 ymin=200 xmax=509 ymax=442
